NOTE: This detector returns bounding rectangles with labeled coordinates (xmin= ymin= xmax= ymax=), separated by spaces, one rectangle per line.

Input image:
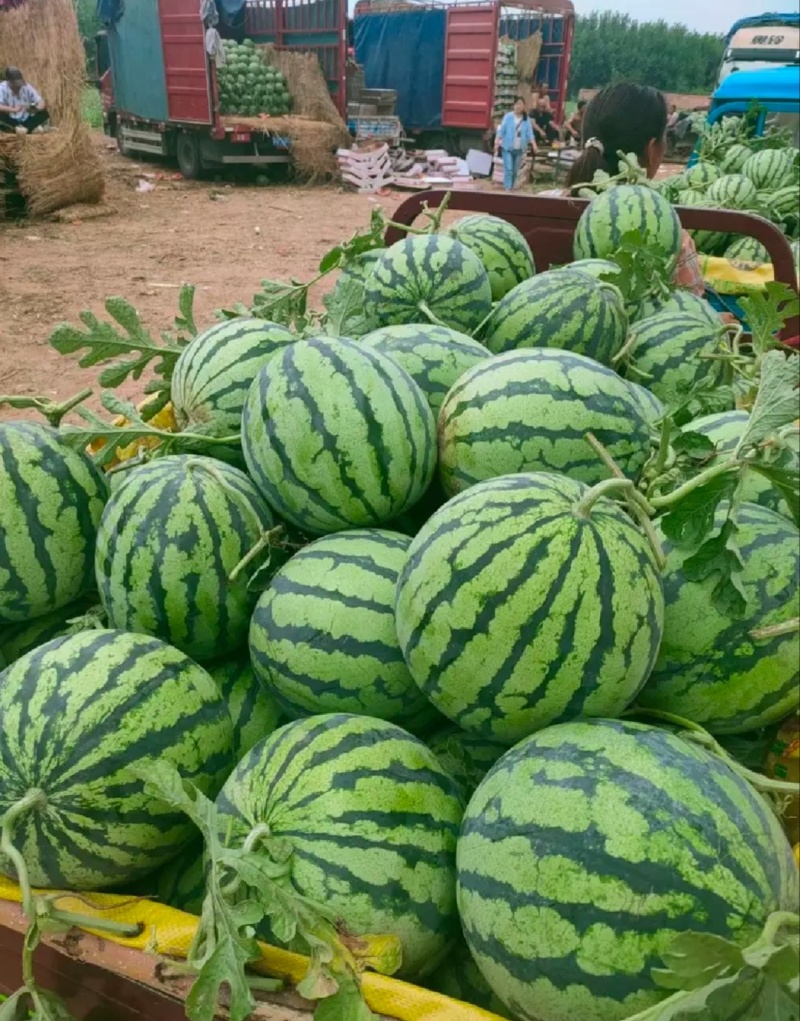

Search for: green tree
xmin=568 ymin=11 xmax=725 ymax=97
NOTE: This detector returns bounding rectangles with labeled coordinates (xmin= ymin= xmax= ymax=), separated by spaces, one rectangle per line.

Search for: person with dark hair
xmin=563 ymin=99 xmax=586 ymax=143
xmin=564 ymin=82 xmax=705 ymax=295
xmin=495 ymin=97 xmax=535 ymax=191
xmin=0 ymin=66 xmax=49 ymax=135
xmin=531 ymin=93 xmax=560 ymax=145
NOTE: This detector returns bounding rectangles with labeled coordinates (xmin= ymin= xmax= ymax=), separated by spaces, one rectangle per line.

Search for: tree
xmin=568 ymin=12 xmax=725 ymax=97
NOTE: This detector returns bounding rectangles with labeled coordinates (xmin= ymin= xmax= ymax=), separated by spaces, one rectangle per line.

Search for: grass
xmin=81 ymin=87 xmax=103 ymax=129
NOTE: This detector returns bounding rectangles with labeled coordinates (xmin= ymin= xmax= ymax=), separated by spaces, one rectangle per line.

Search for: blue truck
xmin=718 ymin=12 xmax=799 ymax=87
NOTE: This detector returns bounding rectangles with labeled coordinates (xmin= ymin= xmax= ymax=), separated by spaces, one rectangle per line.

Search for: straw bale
xmin=258 ymin=44 xmax=346 ymax=131
xmin=0 ymin=0 xmax=103 ymax=215
xmin=516 ymin=32 xmax=542 ymax=85
xmin=222 ymin=113 xmax=350 ymax=184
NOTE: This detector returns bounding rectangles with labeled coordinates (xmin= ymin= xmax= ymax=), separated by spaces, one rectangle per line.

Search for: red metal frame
xmin=158 ymin=0 xmax=213 ymax=125
xmin=442 ymin=4 xmax=499 ymax=130
xmin=385 ymin=191 xmax=800 ymax=340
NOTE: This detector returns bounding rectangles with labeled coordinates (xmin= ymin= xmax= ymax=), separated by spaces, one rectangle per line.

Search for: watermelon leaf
xmin=657 ymin=470 xmax=739 ymax=549
xmin=736 ymin=350 xmax=800 ymax=455
xmin=680 ymin=517 xmax=747 ymax=619
xmin=738 ymin=283 xmax=799 ymax=358
xmin=749 ymin=457 xmax=800 ymax=529
xmin=174 ymin=284 xmax=198 ymax=338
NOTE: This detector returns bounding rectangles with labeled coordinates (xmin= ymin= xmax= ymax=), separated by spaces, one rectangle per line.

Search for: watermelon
xmin=0 ymin=423 xmax=106 ymax=624
xmin=768 ymin=184 xmax=800 ymax=223
xmin=323 ymin=251 xmax=382 ymax=338
xmin=428 ymin=941 xmax=513 ymax=1019
xmin=481 ymin=268 xmax=628 ymax=367
xmin=0 ymin=597 xmax=101 ymax=667
xmin=249 ymin=529 xmax=435 ymax=727
xmin=706 ymin=173 xmax=758 ymax=210
xmin=242 ymin=337 xmax=436 ymax=534
xmin=426 ymin=727 xmax=506 ymax=802
xmin=447 ymin=214 xmax=535 ymax=301
xmin=360 ymin=323 xmax=490 ymax=416
xmin=626 ymin=381 xmax=665 ymax=426
xmin=725 ymin=236 xmax=769 ymax=264
xmin=438 ymin=349 xmax=651 ymax=496
xmin=688 ymin=410 xmax=797 ymax=518
xmin=567 ymin=257 xmax=623 ymax=285
xmin=457 ymin=718 xmax=798 ymax=1021
xmin=171 ymin=318 xmax=295 ymax=438
xmin=632 ymin=288 xmax=720 ymax=326
xmin=215 ymin=713 xmax=463 ymax=978
xmin=792 ymin=238 xmax=800 ymax=272
xmin=719 ymin=143 xmax=751 ymax=174
xmin=95 ymin=455 xmax=273 ymax=663
xmin=573 ymin=185 xmax=682 ymax=271
xmin=639 ymin=503 xmax=800 ymax=734
xmin=208 ymin=658 xmax=282 ymax=760
xmin=627 ymin=311 xmax=728 ymax=403
xmin=364 ymin=235 xmax=493 ymax=335
xmin=742 ymin=148 xmax=794 ymax=191
xmin=0 ymin=629 xmax=233 ymax=889
xmin=148 ymin=843 xmax=206 ymax=915
xmin=684 ymin=161 xmax=720 ymax=190
xmin=676 ymin=189 xmax=730 ymax=255
xmin=395 ymin=472 xmax=664 ymax=744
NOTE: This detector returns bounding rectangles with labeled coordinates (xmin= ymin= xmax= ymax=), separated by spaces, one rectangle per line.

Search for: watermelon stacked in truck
xmin=0 ymin=191 xmax=798 ymax=1021
xmin=217 ymin=38 xmax=292 ymax=118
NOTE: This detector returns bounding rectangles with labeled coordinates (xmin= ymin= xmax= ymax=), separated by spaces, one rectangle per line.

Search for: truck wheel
xmin=176 ymin=133 xmax=203 ymax=180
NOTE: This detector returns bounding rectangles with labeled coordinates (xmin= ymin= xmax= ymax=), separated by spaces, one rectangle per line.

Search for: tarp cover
xmin=354 ymin=8 xmax=446 ymax=132
xmin=96 ymin=0 xmax=124 ymax=24
xmin=725 ymin=11 xmax=800 ymax=45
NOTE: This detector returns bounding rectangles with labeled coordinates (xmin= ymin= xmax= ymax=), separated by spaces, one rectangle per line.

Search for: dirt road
xmin=0 ymin=135 xmax=401 ymax=415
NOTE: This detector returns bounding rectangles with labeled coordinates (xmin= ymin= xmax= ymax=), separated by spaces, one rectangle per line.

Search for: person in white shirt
xmin=0 ymin=67 xmax=49 ymax=135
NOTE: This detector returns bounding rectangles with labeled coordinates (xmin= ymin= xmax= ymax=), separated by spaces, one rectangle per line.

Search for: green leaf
xmin=658 ymin=470 xmax=739 ymax=549
xmin=30 ymin=991 xmax=78 ymax=1021
xmin=672 ymin=431 xmax=717 ymax=460
xmin=680 ymin=517 xmax=747 ymax=618
xmin=175 ymin=284 xmax=198 ymax=337
xmin=313 ymin=976 xmax=377 ymax=1021
xmin=749 ymin=460 xmax=800 ymax=528
xmin=737 ymin=351 xmax=800 ymax=455
xmin=0 ymin=990 xmax=31 ymax=1021
xmin=319 ymin=245 xmax=344 ymax=273
xmin=738 ymin=282 xmax=800 ymax=356
xmin=323 ymin=271 xmax=373 ymax=339
xmin=652 ymin=931 xmax=744 ymax=992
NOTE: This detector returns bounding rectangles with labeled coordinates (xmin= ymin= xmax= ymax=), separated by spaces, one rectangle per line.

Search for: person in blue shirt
xmin=0 ymin=67 xmax=49 ymax=135
xmin=495 ymin=97 xmax=536 ymax=191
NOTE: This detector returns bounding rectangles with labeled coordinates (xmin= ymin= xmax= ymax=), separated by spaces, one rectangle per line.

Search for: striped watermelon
xmin=95 ymin=456 xmax=273 ymax=663
xmin=706 ymin=173 xmax=758 ymax=210
xmin=481 ymin=268 xmax=628 ymax=366
xmin=395 ymin=473 xmax=664 ymax=744
xmin=148 ymin=843 xmax=206 ymax=916
xmin=567 ymin=257 xmax=623 ymax=285
xmin=208 ymin=658 xmax=282 ymax=760
xmin=0 ymin=597 xmax=101 ymax=667
xmin=171 ymin=318 xmax=295 ymax=439
xmin=742 ymin=148 xmax=794 ymax=191
xmin=0 ymin=629 xmax=233 ymax=889
xmin=324 ymin=251 xmax=382 ymax=338
xmin=457 ymin=718 xmax=799 ymax=1021
xmin=627 ymin=311 xmax=728 ymax=403
xmin=639 ymin=503 xmax=800 ymax=734
xmin=719 ymin=143 xmax=751 ymax=174
xmin=249 ymin=529 xmax=435 ymax=727
xmin=632 ymin=288 xmax=720 ymax=326
xmin=242 ymin=337 xmax=436 ymax=534
xmin=0 ymin=423 xmax=106 ymax=624
xmin=426 ymin=727 xmax=506 ymax=802
xmin=360 ymin=323 xmax=490 ymax=416
xmin=364 ymin=235 xmax=492 ymax=335
xmin=447 ymin=214 xmax=536 ymax=301
xmin=792 ymin=238 xmax=800 ymax=272
xmin=688 ymin=410 xmax=796 ymax=518
xmin=428 ymin=941 xmax=513 ymax=1019
xmin=573 ymin=185 xmax=682 ymax=270
xmin=675 ymin=188 xmax=731 ymax=255
xmin=215 ymin=713 xmax=463 ymax=978
xmin=725 ymin=235 xmax=769 ymax=264
xmin=684 ymin=161 xmax=720 ymax=190
xmin=768 ymin=184 xmax=800 ymax=223
xmin=438 ymin=349 xmax=651 ymax=496
xmin=627 ymin=381 xmax=665 ymax=426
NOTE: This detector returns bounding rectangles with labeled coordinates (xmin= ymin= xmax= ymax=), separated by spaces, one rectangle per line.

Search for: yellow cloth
xmin=0 ymin=879 xmax=505 ymax=1021
xmin=700 ymin=255 xmax=779 ymax=296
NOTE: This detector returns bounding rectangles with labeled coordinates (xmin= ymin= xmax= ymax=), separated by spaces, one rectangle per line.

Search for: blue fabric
xmin=497 ymin=112 xmax=534 ymax=151
xmin=725 ymin=12 xmax=799 ymax=45
xmin=502 ymin=148 xmax=522 ymax=190
xmin=354 ymin=9 xmax=446 ymax=131
xmin=96 ymin=0 xmax=123 ymax=24
xmin=216 ymin=0 xmax=246 ymax=15
xmin=713 ymin=65 xmax=800 ymax=104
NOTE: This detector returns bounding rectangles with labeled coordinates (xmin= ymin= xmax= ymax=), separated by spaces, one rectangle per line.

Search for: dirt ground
xmin=0 ymin=133 xmax=405 ymax=417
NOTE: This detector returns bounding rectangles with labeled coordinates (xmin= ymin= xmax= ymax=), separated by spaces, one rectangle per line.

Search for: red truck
xmin=96 ymin=0 xmax=346 ymax=179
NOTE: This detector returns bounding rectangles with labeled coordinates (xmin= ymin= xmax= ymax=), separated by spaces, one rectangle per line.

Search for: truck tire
xmin=176 ymin=132 xmax=203 ymax=180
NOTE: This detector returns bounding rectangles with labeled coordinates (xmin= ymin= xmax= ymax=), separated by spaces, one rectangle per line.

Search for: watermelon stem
xmin=417 ymin=301 xmax=449 ymax=329
xmin=0 ymin=789 xmax=47 ymax=920
xmin=750 ymin=618 xmax=800 ymax=641
xmin=228 ymin=525 xmax=286 ymax=583
xmin=649 ymin=459 xmax=738 ymax=509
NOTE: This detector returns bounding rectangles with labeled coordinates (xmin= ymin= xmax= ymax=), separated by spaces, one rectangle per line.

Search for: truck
xmin=96 ymin=0 xmax=346 ymax=179
xmin=699 ymin=65 xmax=800 ymax=151
xmin=717 ymin=12 xmax=800 ymax=88
xmin=352 ymin=0 xmax=574 ymax=154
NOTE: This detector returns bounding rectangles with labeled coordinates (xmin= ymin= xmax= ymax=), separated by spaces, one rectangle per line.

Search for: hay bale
xmin=516 ymin=32 xmax=542 ymax=85
xmin=259 ymin=45 xmax=346 ymax=130
xmin=0 ymin=0 xmax=103 ymax=214
xmin=222 ymin=113 xmax=350 ymax=183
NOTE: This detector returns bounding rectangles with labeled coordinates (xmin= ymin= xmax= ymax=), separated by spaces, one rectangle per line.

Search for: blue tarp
xmin=96 ymin=0 xmax=123 ymax=24
xmin=724 ymin=11 xmax=800 ymax=45
xmin=354 ymin=8 xmax=446 ymax=132
xmin=217 ymin=0 xmax=246 ymax=15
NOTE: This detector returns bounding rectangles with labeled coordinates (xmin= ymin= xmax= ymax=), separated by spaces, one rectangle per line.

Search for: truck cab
xmin=703 ymin=65 xmax=800 ymax=148
xmin=717 ymin=13 xmax=799 ymax=87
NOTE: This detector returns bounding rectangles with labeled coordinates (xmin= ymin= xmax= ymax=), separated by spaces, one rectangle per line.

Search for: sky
xmin=571 ymin=0 xmax=794 ymax=35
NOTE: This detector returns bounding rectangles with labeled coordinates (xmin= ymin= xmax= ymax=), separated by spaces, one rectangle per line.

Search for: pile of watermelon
xmin=217 ymin=38 xmax=292 ymax=118
xmin=659 ymin=118 xmax=800 ymax=261
xmin=1 ymin=187 xmax=799 ymax=1021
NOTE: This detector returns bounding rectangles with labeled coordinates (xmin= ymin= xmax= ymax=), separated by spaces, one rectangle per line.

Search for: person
xmin=563 ymin=99 xmax=586 ymax=143
xmin=0 ymin=67 xmax=49 ymax=135
xmin=531 ymin=94 xmax=560 ymax=145
xmin=495 ymin=97 xmax=535 ymax=191
xmin=564 ymin=82 xmax=704 ymax=295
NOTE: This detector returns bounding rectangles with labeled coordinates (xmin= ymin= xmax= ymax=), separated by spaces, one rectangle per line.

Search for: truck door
xmin=442 ymin=3 xmax=499 ymax=130
xmin=158 ymin=0 xmax=213 ymax=124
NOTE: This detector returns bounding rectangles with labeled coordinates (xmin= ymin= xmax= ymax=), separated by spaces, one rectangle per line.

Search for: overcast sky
xmin=572 ymin=0 xmax=788 ymax=35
